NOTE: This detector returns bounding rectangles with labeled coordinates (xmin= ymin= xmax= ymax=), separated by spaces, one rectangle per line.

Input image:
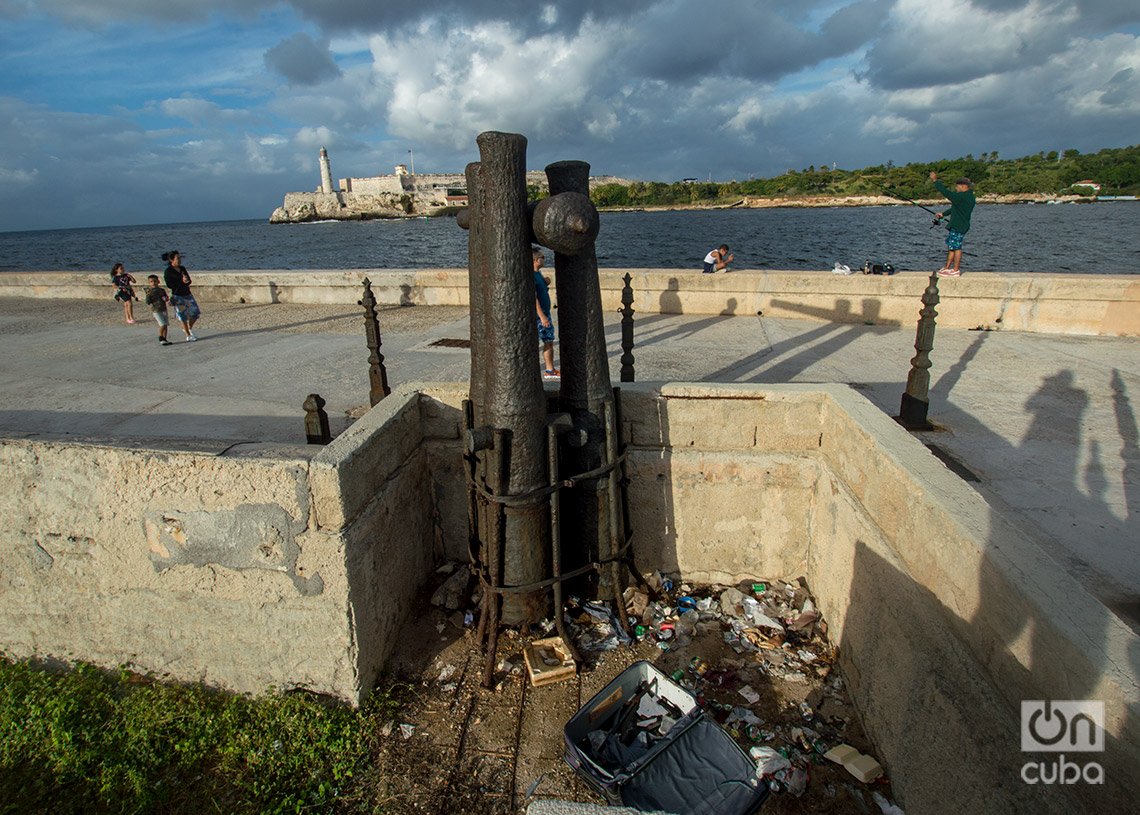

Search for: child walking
xmin=111 ymin=262 xmax=138 ymax=323
xmin=930 ymin=172 xmax=976 ymax=277
xmin=144 ymin=274 xmax=173 ymax=345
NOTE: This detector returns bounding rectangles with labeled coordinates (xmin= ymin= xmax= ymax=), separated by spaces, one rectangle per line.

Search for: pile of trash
xmin=563 ymin=574 xmax=900 ymax=809
xmin=568 ymin=574 xmax=826 ymax=665
xmin=426 ymin=565 xmax=903 ymax=810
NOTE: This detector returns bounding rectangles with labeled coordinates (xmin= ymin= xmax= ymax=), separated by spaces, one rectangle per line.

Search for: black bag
xmin=862 ymin=261 xmax=895 ymax=275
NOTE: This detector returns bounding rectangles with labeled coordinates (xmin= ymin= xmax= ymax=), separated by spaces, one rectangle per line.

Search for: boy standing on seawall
xmin=703 ymin=244 xmax=733 ymax=273
xmin=533 ymin=247 xmax=559 ymax=379
xmin=145 ymin=274 xmax=173 ymax=346
xmin=930 ymin=172 xmax=976 ymax=277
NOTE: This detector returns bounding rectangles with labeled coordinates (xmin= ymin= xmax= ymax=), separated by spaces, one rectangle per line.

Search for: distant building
xmin=1073 ymin=180 xmax=1101 ymax=192
xmin=271 ymin=149 xmax=637 ymax=223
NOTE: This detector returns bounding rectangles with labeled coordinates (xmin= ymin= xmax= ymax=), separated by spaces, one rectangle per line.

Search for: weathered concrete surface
xmin=0 ymin=296 xmax=1135 ymax=626
xmin=423 ymin=382 xmax=1140 ymax=813
xmin=0 ymin=296 xmax=1138 ymax=812
xmin=0 ymin=386 xmax=448 ymax=703
xmin=1 ymin=269 xmax=1136 ymax=335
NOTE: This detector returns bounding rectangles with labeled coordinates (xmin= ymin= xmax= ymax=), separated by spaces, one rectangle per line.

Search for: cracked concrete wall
xmin=0 ymin=386 xmax=446 ymax=703
xmin=0 ymin=438 xmax=356 ymax=697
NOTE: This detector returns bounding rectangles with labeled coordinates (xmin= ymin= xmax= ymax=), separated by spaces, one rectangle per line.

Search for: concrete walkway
xmin=1 ymin=295 xmax=1136 ymax=630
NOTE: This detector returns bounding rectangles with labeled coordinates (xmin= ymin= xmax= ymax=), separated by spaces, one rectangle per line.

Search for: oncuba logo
xmin=1020 ymin=701 xmax=1105 ymax=785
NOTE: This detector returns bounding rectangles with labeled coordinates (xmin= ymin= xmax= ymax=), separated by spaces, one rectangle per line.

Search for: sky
xmin=1 ymin=0 xmax=1137 ymax=231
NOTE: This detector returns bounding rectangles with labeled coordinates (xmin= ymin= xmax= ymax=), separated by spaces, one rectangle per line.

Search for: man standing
xmin=930 ymin=173 xmax=976 ymax=277
xmin=533 ymin=247 xmax=558 ymax=379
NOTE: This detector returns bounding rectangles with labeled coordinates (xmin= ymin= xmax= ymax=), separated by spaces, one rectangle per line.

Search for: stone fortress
xmin=269 ymin=147 xmax=631 ymax=224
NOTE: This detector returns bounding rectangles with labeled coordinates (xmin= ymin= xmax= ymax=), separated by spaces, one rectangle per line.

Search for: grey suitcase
xmin=563 ymin=660 xmax=768 ymax=814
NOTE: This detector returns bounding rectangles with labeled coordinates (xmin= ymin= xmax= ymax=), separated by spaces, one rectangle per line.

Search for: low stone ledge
xmin=2 ymin=270 xmax=1135 ymax=335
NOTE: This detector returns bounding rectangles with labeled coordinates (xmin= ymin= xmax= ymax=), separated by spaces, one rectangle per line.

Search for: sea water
xmin=1 ymin=202 xmax=1137 ymax=275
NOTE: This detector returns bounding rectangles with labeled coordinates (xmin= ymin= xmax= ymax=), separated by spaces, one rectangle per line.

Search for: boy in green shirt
xmin=930 ymin=171 xmax=976 ymax=277
xmin=144 ymin=274 xmax=173 ymax=346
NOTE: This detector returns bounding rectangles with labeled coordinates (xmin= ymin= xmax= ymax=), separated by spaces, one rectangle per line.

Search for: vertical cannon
xmin=534 ymin=161 xmax=624 ymax=608
xmin=465 ymin=132 xmax=549 ymax=628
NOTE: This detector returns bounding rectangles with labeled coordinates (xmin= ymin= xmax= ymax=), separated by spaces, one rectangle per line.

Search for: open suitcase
xmin=563 ymin=660 xmax=768 ymax=814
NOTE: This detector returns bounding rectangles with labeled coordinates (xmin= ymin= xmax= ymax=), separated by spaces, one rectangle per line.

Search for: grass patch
xmin=0 ymin=655 xmax=405 ymax=814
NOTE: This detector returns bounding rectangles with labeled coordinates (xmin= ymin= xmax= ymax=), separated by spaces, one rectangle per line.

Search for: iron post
xmin=898 ymin=271 xmax=940 ymax=430
xmin=620 ymin=272 xmax=635 ymax=382
xmin=359 ymin=278 xmax=391 ymax=406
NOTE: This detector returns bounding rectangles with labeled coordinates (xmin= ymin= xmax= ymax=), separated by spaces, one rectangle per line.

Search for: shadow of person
xmin=961 ymin=368 xmax=1139 ymax=809
xmin=659 ymin=277 xmax=682 ymax=315
xmin=720 ymin=297 xmax=737 ymax=317
xmin=1022 ymin=370 xmax=1088 ymax=449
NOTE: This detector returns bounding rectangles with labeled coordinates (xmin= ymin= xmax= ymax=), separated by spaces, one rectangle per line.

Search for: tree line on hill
xmin=587 ymin=144 xmax=1140 ymax=207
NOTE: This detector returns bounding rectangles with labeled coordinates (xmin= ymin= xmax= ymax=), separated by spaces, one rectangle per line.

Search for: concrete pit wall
xmin=0 ymin=385 xmax=449 ymax=703
xmin=1 ymin=381 xmax=1136 ymax=812
xmin=1 ymin=270 xmax=1136 ymax=336
xmin=615 ymin=382 xmax=1138 ymax=814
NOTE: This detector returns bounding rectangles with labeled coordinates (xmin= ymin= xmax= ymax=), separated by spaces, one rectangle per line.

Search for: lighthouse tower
xmin=319 ymin=147 xmax=334 ymax=194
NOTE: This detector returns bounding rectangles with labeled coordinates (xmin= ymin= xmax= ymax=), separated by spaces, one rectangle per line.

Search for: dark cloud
xmin=265 ymin=32 xmax=341 ymax=85
xmin=288 ymin=0 xmax=658 ymax=34
xmin=819 ymin=0 xmax=890 ymax=44
xmin=625 ymin=1 xmax=879 ymax=83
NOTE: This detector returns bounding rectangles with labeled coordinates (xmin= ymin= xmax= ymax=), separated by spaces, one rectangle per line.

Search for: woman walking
xmin=162 ymin=250 xmax=201 ymax=341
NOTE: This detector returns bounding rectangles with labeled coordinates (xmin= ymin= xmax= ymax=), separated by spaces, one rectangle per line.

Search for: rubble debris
xmin=430 ymin=563 xmax=470 ymax=610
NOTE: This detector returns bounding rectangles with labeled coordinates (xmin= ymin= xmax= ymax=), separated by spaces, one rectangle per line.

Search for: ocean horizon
xmin=2 ymin=202 xmax=1138 ymax=275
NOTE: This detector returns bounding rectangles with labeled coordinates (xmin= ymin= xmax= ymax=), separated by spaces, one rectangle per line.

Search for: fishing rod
xmin=881 ymin=186 xmax=948 ymax=227
xmin=882 ymin=184 xmax=977 ymax=258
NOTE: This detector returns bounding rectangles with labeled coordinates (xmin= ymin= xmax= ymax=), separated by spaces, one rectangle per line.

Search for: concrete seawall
xmin=2 ymin=269 xmax=1137 ymax=336
xmin=2 ymin=381 xmax=1136 ymax=812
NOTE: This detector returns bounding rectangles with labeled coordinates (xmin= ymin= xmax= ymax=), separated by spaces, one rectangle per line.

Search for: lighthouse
xmin=319 ymin=147 xmax=335 ymax=194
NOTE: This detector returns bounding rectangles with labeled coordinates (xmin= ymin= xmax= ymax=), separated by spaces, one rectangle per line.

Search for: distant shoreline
xmin=598 ymin=192 xmax=1101 ymax=213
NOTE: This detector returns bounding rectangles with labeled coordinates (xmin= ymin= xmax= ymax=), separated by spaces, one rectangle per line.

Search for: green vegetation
xmin=589 ymin=144 xmax=1140 ymax=208
xmin=0 ymin=656 xmax=404 ymax=815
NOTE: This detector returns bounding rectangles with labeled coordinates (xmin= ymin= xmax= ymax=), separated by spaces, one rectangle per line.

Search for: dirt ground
xmin=370 ymin=573 xmax=900 ymax=815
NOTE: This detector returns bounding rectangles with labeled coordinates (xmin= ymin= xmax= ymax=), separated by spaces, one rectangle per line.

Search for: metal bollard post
xmin=303 ymin=393 xmax=331 ymax=444
xmin=358 ymin=277 xmax=391 ymax=406
xmin=619 ymin=272 xmax=635 ymax=382
xmin=897 ymin=272 xmax=940 ymax=430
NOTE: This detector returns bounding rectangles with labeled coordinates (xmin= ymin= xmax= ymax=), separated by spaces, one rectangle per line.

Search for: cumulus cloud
xmin=265 ymin=32 xmax=341 ymax=84
xmin=369 ymin=18 xmax=616 ymax=150
xmin=860 ymin=0 xmax=1080 ymax=90
xmin=2 ymin=0 xmax=1139 ymax=230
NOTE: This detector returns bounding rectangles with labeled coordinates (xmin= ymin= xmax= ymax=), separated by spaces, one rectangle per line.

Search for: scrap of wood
xmin=523 ymin=636 xmax=577 ymax=687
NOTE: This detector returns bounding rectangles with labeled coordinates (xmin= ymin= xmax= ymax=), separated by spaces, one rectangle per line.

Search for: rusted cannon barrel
xmin=540 ymin=160 xmax=619 ymax=600
xmin=466 ymin=132 xmax=549 ymax=626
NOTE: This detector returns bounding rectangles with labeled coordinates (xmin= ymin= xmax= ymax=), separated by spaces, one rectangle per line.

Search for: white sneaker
xmin=186 ymin=333 xmax=197 ymax=342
